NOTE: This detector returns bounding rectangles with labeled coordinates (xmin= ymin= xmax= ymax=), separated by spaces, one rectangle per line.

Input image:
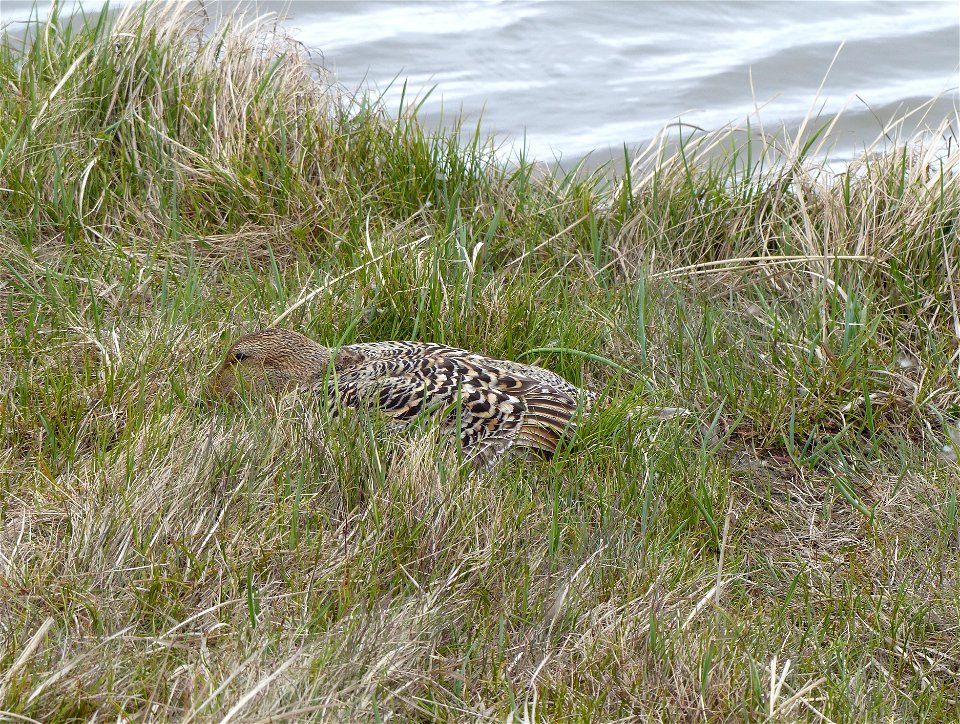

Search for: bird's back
xmin=326 ymin=341 xmax=596 ymax=466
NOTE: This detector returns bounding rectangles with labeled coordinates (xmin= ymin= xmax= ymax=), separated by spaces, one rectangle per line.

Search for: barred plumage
xmin=207 ymin=328 xmax=601 ymax=467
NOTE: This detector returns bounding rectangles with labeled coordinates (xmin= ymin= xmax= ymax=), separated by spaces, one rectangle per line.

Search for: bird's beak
xmin=198 ymin=361 xmax=236 ymax=408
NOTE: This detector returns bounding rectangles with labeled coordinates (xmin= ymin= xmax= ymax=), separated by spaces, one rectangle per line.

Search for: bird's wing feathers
xmin=327 ymin=342 xmax=582 ymax=464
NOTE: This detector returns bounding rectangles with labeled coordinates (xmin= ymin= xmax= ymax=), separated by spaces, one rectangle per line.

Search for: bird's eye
xmin=233 ymin=350 xmax=251 ymax=362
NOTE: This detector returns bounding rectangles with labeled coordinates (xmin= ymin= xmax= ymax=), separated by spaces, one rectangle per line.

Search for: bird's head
xmin=205 ymin=328 xmax=332 ymax=403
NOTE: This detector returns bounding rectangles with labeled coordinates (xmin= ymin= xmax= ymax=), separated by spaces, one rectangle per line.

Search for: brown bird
xmin=207 ymin=328 xmax=602 ymax=467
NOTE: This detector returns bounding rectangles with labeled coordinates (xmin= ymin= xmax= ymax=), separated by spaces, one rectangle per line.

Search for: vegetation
xmin=1 ymin=3 xmax=959 ymax=720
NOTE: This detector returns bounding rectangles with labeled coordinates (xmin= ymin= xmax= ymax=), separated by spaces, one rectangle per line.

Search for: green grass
xmin=2 ymin=2 xmax=960 ymax=721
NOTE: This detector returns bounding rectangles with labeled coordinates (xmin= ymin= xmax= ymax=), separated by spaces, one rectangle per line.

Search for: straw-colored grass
xmin=2 ymin=3 xmax=959 ymax=721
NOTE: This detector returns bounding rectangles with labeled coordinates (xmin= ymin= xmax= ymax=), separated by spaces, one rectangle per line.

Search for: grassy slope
xmin=2 ymin=3 xmax=959 ymax=721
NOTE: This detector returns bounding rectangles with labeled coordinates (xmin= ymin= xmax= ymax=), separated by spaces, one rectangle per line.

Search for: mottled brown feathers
xmin=208 ymin=328 xmax=600 ymax=467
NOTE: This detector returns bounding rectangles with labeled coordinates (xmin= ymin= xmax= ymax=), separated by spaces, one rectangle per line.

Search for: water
xmin=4 ymin=1 xmax=958 ymax=166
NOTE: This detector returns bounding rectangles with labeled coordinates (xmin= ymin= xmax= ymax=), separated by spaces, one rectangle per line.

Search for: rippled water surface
xmin=5 ymin=1 xmax=958 ymax=164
